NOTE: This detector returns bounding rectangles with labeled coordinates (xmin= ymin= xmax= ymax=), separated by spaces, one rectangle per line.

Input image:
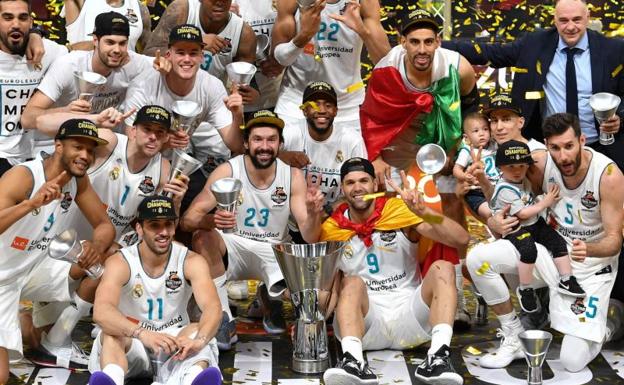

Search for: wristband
xmin=131 ymin=326 xmax=144 ymax=339
xmin=273 ymin=40 xmax=303 ymax=67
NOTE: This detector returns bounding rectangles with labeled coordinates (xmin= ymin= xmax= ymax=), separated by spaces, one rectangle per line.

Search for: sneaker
xmin=216 ymin=311 xmax=238 ymax=351
xmin=227 ymin=280 xmax=249 ymax=300
xmin=479 ymin=328 xmax=525 ymax=368
xmin=190 ymin=366 xmax=222 ymax=385
xmin=516 ymin=287 xmax=539 ymax=313
xmin=323 ymin=352 xmax=378 ymax=385
xmin=414 ymin=345 xmax=463 ymax=385
xmin=36 ymin=332 xmax=89 ymax=369
xmin=558 ymin=276 xmax=586 ymax=297
xmin=88 ymin=371 xmax=116 ymax=385
xmin=256 ymin=282 xmax=286 ymax=334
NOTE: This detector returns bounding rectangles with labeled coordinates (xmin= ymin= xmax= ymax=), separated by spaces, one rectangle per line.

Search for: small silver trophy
xmin=589 ymin=92 xmax=621 ymax=146
xmin=48 ymin=229 xmax=103 ymax=279
xmin=150 ymin=348 xmax=170 ymax=385
xmin=74 ymin=71 xmax=106 ymax=105
xmin=210 ymin=178 xmax=242 ymax=234
xmin=255 ymin=34 xmax=270 ymax=64
xmin=171 ymin=100 xmax=202 ymax=136
xmin=474 ymin=290 xmax=489 ymax=326
xmin=518 ymin=330 xmax=553 ymax=385
xmin=162 ymin=149 xmax=203 ymax=198
xmin=416 ymin=143 xmax=447 ymax=175
xmin=225 ymin=61 xmax=257 ymax=87
xmin=272 ymin=241 xmax=345 ymax=373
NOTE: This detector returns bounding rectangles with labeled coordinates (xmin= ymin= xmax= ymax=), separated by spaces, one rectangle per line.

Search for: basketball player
xmin=88 ymin=195 xmax=222 ymax=385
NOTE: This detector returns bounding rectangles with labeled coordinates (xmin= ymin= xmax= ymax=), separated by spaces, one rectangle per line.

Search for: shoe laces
xmin=495 ymin=328 xmax=520 ymax=350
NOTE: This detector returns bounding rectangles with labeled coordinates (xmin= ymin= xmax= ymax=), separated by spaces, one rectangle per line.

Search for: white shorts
xmin=334 ymin=286 xmax=431 ymax=350
xmin=89 ymin=326 xmax=219 ymax=385
xmin=220 ymin=232 xmax=286 ymax=297
xmin=0 ymin=257 xmax=72 ymax=361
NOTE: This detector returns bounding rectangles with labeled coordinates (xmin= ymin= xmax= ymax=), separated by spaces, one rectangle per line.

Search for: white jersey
xmin=338 ymin=226 xmax=421 ymax=298
xmin=543 ymin=148 xmax=617 ymax=275
xmin=234 ymin=0 xmax=281 ymax=111
xmin=0 ymin=160 xmax=78 ymax=283
xmin=118 ymin=242 xmax=192 ymax=331
xmin=62 ymin=0 xmax=144 ymax=51
xmin=0 ymin=40 xmax=67 ymax=161
xmin=456 ymin=141 xmax=499 ymax=183
xmin=490 ymin=178 xmax=537 ymax=226
xmin=123 ymin=68 xmax=232 ymax=167
xmin=229 ymin=155 xmax=291 ymax=242
xmin=187 ymin=0 xmax=243 ymax=82
xmin=275 ymin=0 xmax=364 ymax=120
xmin=68 ymin=134 xmax=163 ymax=241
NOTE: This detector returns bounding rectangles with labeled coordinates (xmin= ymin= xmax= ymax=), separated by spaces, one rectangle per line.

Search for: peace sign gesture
xmin=385 ymin=170 xmax=428 ymax=217
xmin=465 ymin=145 xmax=485 ymax=185
xmin=305 ymin=172 xmax=324 ymax=215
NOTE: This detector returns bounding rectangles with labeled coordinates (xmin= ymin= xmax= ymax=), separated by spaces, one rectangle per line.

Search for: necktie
xmin=564 ymin=47 xmax=581 ymax=116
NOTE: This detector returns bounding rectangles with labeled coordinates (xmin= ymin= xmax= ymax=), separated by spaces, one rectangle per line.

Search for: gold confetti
xmin=473 ymin=43 xmax=482 ymax=54
xmin=476 ymin=262 xmax=490 ymax=276
xmin=607 ymin=164 xmax=615 ymax=175
xmin=362 ymin=192 xmax=385 ymax=201
xmin=449 ymin=100 xmax=460 ymax=111
xmin=525 ymin=91 xmax=545 ymax=100
xmin=577 ymin=209 xmax=583 ymax=224
xmin=467 ymin=346 xmax=482 ymax=355
xmin=346 ymin=82 xmax=364 ymax=93
xmin=613 ymin=64 xmax=623 ymax=78
xmin=536 ymin=60 xmax=542 ymax=75
xmin=299 ymin=101 xmax=319 ymax=111
xmin=512 ymin=67 xmax=528 ymax=73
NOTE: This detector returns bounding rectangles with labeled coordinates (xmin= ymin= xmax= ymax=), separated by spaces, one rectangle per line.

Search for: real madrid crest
xmin=343 ymin=245 xmax=353 ymax=259
xmin=335 ymin=150 xmax=344 ymax=163
xmin=132 ymin=283 xmax=143 ymax=298
xmin=109 ymin=166 xmax=121 ymax=180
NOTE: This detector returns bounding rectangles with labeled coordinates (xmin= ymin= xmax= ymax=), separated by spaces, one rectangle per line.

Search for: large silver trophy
xmin=48 ymin=229 xmax=103 ymax=279
xmin=74 ymin=71 xmax=106 ymax=104
xmin=272 ymin=241 xmax=346 ymax=373
xmin=210 ymin=178 xmax=242 ymax=234
xmin=589 ymin=92 xmax=621 ymax=146
xmin=416 ymin=143 xmax=447 ymax=175
xmin=518 ymin=330 xmax=553 ymax=385
xmin=255 ymin=34 xmax=270 ymax=63
xmin=162 ymin=149 xmax=203 ymax=198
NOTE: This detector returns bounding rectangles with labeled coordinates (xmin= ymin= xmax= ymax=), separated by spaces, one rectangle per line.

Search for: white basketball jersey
xmin=229 ymin=155 xmax=291 ymax=241
xmin=118 ymin=242 xmax=192 ymax=331
xmin=275 ymin=0 xmax=364 ymax=119
xmin=69 ymin=134 xmax=162 ymax=241
xmin=0 ymin=160 xmax=78 ymax=282
xmin=62 ymin=0 xmax=143 ymax=51
xmin=338 ymin=227 xmax=421 ymax=298
xmin=543 ymin=148 xmax=617 ymax=274
xmin=187 ymin=0 xmax=243 ymax=81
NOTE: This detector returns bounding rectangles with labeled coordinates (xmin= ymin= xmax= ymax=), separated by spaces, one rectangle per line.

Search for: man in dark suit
xmin=443 ymin=0 xmax=624 ymax=170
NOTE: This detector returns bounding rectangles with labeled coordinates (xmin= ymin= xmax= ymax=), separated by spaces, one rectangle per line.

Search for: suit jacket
xmin=443 ymin=29 xmax=624 ymax=141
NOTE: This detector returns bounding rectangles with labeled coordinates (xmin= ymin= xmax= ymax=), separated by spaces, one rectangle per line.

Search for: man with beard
xmin=181 ymin=110 xmax=324 ymax=349
xmin=88 ymin=195 xmax=223 ymax=385
xmin=0 ymin=118 xmax=114 ymax=377
xmin=22 ymin=11 xmax=169 ymax=155
xmin=0 ymin=0 xmax=67 ymax=174
xmin=466 ymin=113 xmax=624 ymax=372
xmin=321 ymin=158 xmax=468 ymax=385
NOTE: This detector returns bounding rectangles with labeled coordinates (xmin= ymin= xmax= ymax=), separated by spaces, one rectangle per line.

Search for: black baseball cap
xmin=340 ymin=157 xmax=375 ymax=181
xmin=169 ymin=24 xmax=205 ymax=47
xmin=92 ymin=12 xmax=130 ymax=37
xmin=137 ymin=196 xmax=178 ymax=221
xmin=400 ymin=9 xmax=439 ymax=35
xmin=245 ymin=110 xmax=285 ymax=130
xmin=483 ymin=92 xmax=522 ymax=117
xmin=134 ymin=105 xmax=171 ymax=130
xmin=302 ymin=81 xmax=337 ymax=105
xmin=496 ymin=140 xmax=535 ymax=166
xmin=55 ymin=119 xmax=108 ymax=146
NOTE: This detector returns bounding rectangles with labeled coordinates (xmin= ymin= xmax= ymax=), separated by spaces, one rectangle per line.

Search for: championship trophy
xmin=416 ymin=143 xmax=447 ymax=175
xmin=48 ymin=229 xmax=103 ymax=279
xmin=255 ymin=34 xmax=270 ymax=63
xmin=74 ymin=71 xmax=106 ymax=105
xmin=272 ymin=241 xmax=346 ymax=373
xmin=171 ymin=100 xmax=202 ymax=136
xmin=518 ymin=330 xmax=553 ymax=385
xmin=225 ymin=61 xmax=257 ymax=87
xmin=162 ymin=149 xmax=203 ymax=198
xmin=210 ymin=178 xmax=242 ymax=234
xmin=589 ymin=92 xmax=621 ymax=145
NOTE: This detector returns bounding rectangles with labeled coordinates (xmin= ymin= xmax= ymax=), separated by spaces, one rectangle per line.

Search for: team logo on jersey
xmin=343 ymin=245 xmax=353 ymax=259
xmin=581 ymin=191 xmax=597 ymax=209
xmin=109 ymin=166 xmax=121 ymax=180
xmin=335 ymin=150 xmax=344 ymax=163
xmin=122 ymin=232 xmax=139 ymax=247
xmin=11 ymin=236 xmax=29 ymax=250
xmin=31 ymin=207 xmax=41 ymax=216
xmin=570 ymin=297 xmax=586 ymax=315
xmin=271 ymin=187 xmax=288 ymax=205
xmin=60 ymin=192 xmax=73 ymax=211
xmin=126 ymin=8 xmax=139 ymax=24
xmin=139 ymin=176 xmax=156 ymax=194
xmin=132 ymin=283 xmax=144 ymax=298
xmin=379 ymin=230 xmax=397 ymax=243
xmin=166 ymin=271 xmax=182 ymax=291
xmin=219 ymin=38 xmax=233 ymax=55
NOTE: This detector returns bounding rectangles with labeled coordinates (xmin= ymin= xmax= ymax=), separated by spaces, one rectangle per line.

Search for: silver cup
xmin=225 ymin=61 xmax=257 ymax=87
xmin=74 ymin=71 xmax=106 ymax=104
xmin=272 ymin=241 xmax=345 ymax=373
xmin=171 ymin=100 xmax=202 ymax=136
xmin=416 ymin=143 xmax=446 ymax=175
xmin=48 ymin=229 xmax=103 ymax=279
xmin=589 ymin=92 xmax=621 ymax=145
xmin=474 ymin=290 xmax=489 ymax=326
xmin=150 ymin=349 xmax=170 ymax=385
xmin=210 ymin=178 xmax=242 ymax=234
xmin=518 ymin=330 xmax=553 ymax=385
xmin=255 ymin=34 xmax=270 ymax=63
xmin=163 ymin=150 xmax=203 ymax=198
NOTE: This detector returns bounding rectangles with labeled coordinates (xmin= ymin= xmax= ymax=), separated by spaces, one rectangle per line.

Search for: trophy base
xmin=292 ymin=357 xmax=329 ymax=374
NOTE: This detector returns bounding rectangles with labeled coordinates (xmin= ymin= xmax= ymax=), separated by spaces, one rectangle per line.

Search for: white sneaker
xmin=479 ymin=328 xmax=525 ymax=368
xmin=227 ymin=280 xmax=249 ymax=300
xmin=91 ymin=324 xmax=101 ymax=339
xmin=38 ymin=332 xmax=89 ymax=369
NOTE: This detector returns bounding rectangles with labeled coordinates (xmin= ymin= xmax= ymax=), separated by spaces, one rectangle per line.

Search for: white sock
xmin=181 ymin=364 xmax=204 ymax=385
xmin=102 ymin=363 xmax=125 ymax=385
xmin=213 ymin=274 xmax=233 ymax=319
xmin=46 ymin=294 xmax=92 ymax=346
xmin=341 ymin=336 xmax=364 ymax=364
xmin=428 ymin=323 xmax=453 ymax=356
xmin=497 ymin=310 xmax=523 ymax=335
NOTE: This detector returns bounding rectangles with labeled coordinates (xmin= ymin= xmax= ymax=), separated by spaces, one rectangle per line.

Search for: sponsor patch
xmin=11 ymin=236 xmax=29 ymax=250
xmin=60 ymin=192 xmax=73 ymax=211
xmin=581 ymin=191 xmax=597 ymax=209
xmin=271 ymin=186 xmax=287 ymax=205
xmin=126 ymin=8 xmax=139 ymax=23
xmin=570 ymin=297 xmax=586 ymax=315
xmin=139 ymin=176 xmax=156 ymax=194
xmin=379 ymin=230 xmax=396 ymax=243
xmin=165 ymin=271 xmax=182 ymax=291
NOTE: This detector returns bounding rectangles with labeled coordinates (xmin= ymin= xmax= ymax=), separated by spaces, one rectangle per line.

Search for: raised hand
xmin=202 ymin=34 xmax=230 ymax=55
xmin=152 ymin=49 xmax=172 ymax=74
xmin=96 ymin=107 xmax=136 ymax=128
xmin=29 ymin=171 xmax=70 ymax=209
xmin=329 ymin=1 xmax=366 ymax=36
xmin=305 ymin=172 xmax=324 ymax=215
xmin=299 ymin=0 xmax=326 ymax=41
xmin=465 ymin=145 xmax=484 ymax=183
xmin=386 ymin=170 xmax=428 ymax=217
xmin=162 ymin=174 xmax=190 ymax=205
xmin=541 ymin=183 xmax=561 ymax=207
xmin=224 ymin=85 xmax=244 ymax=116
